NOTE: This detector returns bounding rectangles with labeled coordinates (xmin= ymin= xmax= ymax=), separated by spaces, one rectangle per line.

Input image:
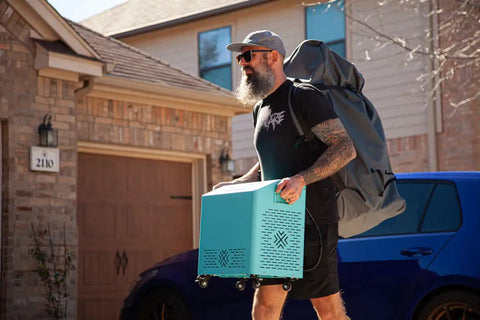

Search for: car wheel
xmin=135 ymin=288 xmax=190 ymax=320
xmin=415 ymin=290 xmax=480 ymax=320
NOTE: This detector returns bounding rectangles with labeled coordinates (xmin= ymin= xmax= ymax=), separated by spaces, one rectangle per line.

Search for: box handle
xmin=274 ymin=191 xmax=289 ymax=205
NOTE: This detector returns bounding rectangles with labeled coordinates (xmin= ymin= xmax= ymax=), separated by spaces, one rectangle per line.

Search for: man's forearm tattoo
xmin=299 ymin=118 xmax=356 ymax=185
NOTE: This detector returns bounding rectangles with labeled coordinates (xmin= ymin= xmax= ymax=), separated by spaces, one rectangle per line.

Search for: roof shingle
xmin=68 ymin=20 xmax=233 ymax=97
xmin=80 ymin=0 xmax=265 ymax=37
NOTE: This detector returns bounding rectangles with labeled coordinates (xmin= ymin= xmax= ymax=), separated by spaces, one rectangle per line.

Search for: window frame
xmin=304 ymin=0 xmax=347 ymax=58
xmin=197 ymin=26 xmax=232 ymax=90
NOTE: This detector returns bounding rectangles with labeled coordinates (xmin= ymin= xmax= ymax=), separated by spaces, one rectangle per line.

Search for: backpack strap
xmin=288 ymin=82 xmax=345 ymax=191
xmin=252 ymin=100 xmax=262 ymax=128
xmin=288 ymin=82 xmax=318 ymax=148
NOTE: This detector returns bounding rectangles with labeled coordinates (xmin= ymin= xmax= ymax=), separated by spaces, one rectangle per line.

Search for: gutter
xmin=89 ymin=76 xmax=248 ymax=117
xmin=74 ymin=76 xmax=95 ymax=99
xmin=110 ymin=0 xmax=275 ymax=39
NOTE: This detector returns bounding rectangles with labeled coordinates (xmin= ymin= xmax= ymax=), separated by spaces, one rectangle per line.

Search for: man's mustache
xmin=242 ymin=66 xmax=254 ymax=74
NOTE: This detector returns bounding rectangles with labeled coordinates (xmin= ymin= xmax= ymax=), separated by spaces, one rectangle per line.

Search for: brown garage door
xmin=77 ymin=153 xmax=193 ymax=320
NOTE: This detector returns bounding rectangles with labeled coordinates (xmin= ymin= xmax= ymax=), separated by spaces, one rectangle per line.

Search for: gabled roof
xmin=8 ymin=0 xmax=100 ymax=59
xmin=80 ymin=0 xmax=272 ymax=37
xmin=68 ymin=21 xmax=233 ymax=97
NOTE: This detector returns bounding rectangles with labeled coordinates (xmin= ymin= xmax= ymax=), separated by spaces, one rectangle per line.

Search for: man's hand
xmin=213 ymin=181 xmax=235 ymax=190
xmin=212 ymin=162 xmax=260 ymax=190
xmin=275 ymin=174 xmax=305 ymax=204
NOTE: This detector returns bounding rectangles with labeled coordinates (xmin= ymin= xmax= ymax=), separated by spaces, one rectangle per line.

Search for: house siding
xmin=118 ymin=0 xmax=444 ymax=175
xmin=350 ymin=0 xmax=432 ymax=140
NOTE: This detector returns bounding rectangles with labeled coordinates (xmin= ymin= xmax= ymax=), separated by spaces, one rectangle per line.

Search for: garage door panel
xmin=127 ymin=158 xmax=158 ymax=195
xmin=127 ymin=205 xmax=169 ymax=238
xmin=159 ymin=162 xmax=192 ymax=195
xmin=80 ymin=202 xmax=117 ymax=238
xmin=123 ymin=249 xmax=156 ymax=283
xmin=78 ymin=153 xmax=193 ymax=320
xmin=78 ymin=298 xmax=121 ymax=320
xmin=81 ymin=250 xmax=117 ymax=286
xmin=79 ymin=154 xmax=127 ymax=196
xmin=159 ymin=205 xmax=192 ymax=237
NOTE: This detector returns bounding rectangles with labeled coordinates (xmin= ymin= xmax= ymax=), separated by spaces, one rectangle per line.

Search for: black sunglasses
xmin=236 ymin=50 xmax=273 ymax=64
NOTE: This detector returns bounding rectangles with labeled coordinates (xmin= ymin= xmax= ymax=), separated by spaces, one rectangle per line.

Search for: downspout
xmin=74 ymin=76 xmax=94 ymax=99
xmin=427 ymin=0 xmax=441 ymax=172
xmin=75 ymin=62 xmax=113 ymax=98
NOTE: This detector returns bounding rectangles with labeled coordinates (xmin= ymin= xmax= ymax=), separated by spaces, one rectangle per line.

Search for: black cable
xmin=303 ymin=207 xmax=323 ymax=272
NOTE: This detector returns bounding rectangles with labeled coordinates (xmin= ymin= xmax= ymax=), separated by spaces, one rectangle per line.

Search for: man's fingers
xmin=276 ymin=179 xmax=288 ymax=193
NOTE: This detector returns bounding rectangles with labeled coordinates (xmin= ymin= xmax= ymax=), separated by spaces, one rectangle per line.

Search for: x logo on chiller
xmin=274 ymin=231 xmax=289 ymax=249
xmin=218 ymin=250 xmax=230 ymax=267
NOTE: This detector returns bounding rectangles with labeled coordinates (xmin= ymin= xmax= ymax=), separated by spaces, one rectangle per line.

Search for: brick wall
xmin=436 ymin=0 xmax=480 ymax=171
xmin=76 ymin=95 xmax=233 ymax=186
xmin=0 ymin=1 xmax=236 ymax=318
xmin=0 ymin=1 xmax=79 ymax=318
xmin=388 ymin=135 xmax=430 ymax=173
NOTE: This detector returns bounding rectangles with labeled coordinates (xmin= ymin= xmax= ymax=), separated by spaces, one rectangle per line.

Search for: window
xmin=198 ymin=27 xmax=232 ymax=90
xmin=305 ymin=0 xmax=346 ymax=57
xmin=421 ymin=183 xmax=461 ymax=232
xmin=355 ymin=181 xmax=462 ymax=237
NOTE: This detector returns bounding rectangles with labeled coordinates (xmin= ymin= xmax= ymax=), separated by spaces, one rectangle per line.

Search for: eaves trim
xmin=90 ymin=75 xmax=249 ymax=117
xmin=109 ymin=0 xmax=274 ymax=38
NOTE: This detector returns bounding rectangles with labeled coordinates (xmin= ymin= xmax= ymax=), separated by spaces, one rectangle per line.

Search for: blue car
xmin=120 ymin=172 xmax=480 ymax=320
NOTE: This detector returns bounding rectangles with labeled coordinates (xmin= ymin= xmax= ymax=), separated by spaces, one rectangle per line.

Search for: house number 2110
xmin=30 ymin=146 xmax=60 ymax=173
xmin=36 ymin=157 xmax=55 ymax=169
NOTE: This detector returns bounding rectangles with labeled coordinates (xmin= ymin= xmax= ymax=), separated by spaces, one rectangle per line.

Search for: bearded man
xmin=214 ymin=30 xmax=356 ymax=320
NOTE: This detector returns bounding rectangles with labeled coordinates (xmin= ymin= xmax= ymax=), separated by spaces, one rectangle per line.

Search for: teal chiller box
xmin=197 ymin=180 xmax=306 ymax=290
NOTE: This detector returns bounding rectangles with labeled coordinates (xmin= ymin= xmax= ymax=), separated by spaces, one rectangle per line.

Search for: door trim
xmin=77 ymin=141 xmax=207 ymax=247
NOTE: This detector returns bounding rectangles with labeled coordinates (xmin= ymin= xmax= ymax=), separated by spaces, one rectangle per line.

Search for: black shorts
xmin=260 ymin=223 xmax=339 ymax=300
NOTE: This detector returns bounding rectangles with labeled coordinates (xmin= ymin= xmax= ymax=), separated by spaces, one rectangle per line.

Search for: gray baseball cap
xmin=227 ymin=30 xmax=286 ymax=57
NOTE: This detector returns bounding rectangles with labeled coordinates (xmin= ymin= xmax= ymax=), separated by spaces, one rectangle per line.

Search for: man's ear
xmin=269 ymin=50 xmax=280 ymax=66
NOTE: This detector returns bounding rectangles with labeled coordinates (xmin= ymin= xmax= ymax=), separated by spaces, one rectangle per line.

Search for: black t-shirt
xmin=254 ymin=80 xmax=339 ymax=224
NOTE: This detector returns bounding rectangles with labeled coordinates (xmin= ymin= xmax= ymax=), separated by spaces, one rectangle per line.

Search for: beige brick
xmin=55 ymin=114 xmax=74 ymax=123
xmin=55 ymin=98 xmax=75 ymax=108
xmin=11 ymin=43 xmax=29 ymax=53
xmin=34 ymin=95 xmax=54 ymax=104
xmin=34 ymin=175 xmax=56 ymax=184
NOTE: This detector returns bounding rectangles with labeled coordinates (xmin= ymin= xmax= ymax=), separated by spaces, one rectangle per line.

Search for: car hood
xmin=141 ymin=249 xmax=199 ymax=275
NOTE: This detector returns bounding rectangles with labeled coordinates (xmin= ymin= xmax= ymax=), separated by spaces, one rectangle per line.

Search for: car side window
xmin=421 ymin=183 xmax=461 ymax=232
xmin=354 ymin=180 xmax=462 ymax=238
xmin=356 ymin=182 xmax=435 ymax=237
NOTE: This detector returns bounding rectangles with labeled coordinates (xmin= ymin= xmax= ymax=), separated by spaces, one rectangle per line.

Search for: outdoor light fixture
xmin=38 ymin=113 xmax=58 ymax=147
xmin=219 ymin=148 xmax=234 ymax=173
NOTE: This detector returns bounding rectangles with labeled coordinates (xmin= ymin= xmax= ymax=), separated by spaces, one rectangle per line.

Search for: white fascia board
xmin=34 ymin=43 xmax=103 ymax=77
xmin=92 ymin=76 xmax=249 ymax=117
xmin=23 ymin=0 xmax=101 ymax=60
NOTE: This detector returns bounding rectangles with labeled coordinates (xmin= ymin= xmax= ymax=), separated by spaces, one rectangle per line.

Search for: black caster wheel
xmin=195 ymin=275 xmax=210 ymax=289
xmin=282 ymin=280 xmax=292 ymax=292
xmin=235 ymin=279 xmax=246 ymax=291
xmin=252 ymin=277 xmax=262 ymax=289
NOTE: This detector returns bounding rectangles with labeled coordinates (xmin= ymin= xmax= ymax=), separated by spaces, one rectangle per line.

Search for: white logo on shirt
xmin=264 ymin=111 xmax=286 ymax=131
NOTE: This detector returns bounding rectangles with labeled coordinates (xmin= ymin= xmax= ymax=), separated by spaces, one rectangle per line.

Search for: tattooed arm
xmin=299 ymin=118 xmax=356 ymax=184
xmin=276 ymin=118 xmax=356 ymax=203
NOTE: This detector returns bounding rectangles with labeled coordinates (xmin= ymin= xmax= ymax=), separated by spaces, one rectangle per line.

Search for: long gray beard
xmin=234 ymin=67 xmax=276 ymax=107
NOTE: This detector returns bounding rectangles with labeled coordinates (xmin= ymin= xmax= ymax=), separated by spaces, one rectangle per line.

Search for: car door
xmin=337 ymin=180 xmax=462 ymax=320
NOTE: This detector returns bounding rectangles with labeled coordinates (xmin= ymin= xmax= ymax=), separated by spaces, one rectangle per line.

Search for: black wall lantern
xmin=38 ymin=114 xmax=58 ymax=147
xmin=219 ymin=148 xmax=234 ymax=173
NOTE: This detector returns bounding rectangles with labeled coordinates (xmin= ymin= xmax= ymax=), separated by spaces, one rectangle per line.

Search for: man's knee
xmin=252 ymin=285 xmax=287 ymax=320
xmin=311 ymin=292 xmax=349 ymax=320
